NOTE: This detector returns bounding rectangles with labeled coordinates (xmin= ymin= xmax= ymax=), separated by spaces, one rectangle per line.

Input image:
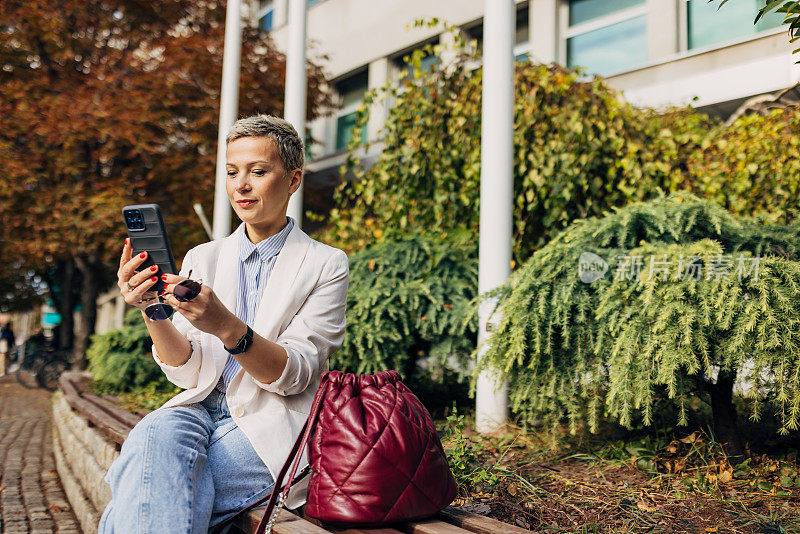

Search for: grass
xmin=439 ymin=410 xmax=800 ymax=533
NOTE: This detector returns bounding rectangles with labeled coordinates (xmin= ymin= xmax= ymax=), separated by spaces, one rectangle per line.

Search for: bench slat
xmin=300 ymin=512 xmax=471 ymax=534
xmin=399 ymin=518 xmax=475 ymax=534
xmin=238 ymin=508 xmax=473 ymax=534
xmin=81 ymin=390 xmax=144 ymax=428
xmin=61 ymin=390 xmax=131 ymax=445
xmin=274 ymin=512 xmax=334 ymax=534
xmin=326 ymin=528 xmax=406 ymax=534
xmin=59 ymin=374 xmax=134 ymax=445
xmin=232 ymin=507 xmax=305 ymax=533
xmin=438 ymin=507 xmax=530 ymax=534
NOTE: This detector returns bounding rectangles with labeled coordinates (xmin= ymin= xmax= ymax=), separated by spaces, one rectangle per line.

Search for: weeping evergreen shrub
xmin=331 ymin=230 xmax=478 ymax=393
xmin=480 ymin=194 xmax=800 ymax=453
xmin=87 ymin=308 xmax=176 ymax=394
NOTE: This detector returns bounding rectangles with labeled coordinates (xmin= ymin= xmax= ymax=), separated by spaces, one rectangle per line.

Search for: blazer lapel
xmin=252 ymin=223 xmax=311 ymax=338
xmin=213 ymin=223 xmax=243 ymax=333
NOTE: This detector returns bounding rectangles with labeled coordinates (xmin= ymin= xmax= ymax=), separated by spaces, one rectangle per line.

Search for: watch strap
xmin=225 ymin=325 xmax=254 ymax=354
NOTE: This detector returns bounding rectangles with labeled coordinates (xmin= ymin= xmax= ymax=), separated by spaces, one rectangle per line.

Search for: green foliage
xmin=480 ymin=194 xmax=800 ymax=435
xmin=317 ymin=22 xmax=713 ymax=261
xmin=441 ymin=406 xmax=500 ymax=492
xmin=117 ymin=382 xmax=181 ymax=412
xmin=331 ymin=230 xmax=478 ymax=385
xmin=315 ymin=20 xmax=800 ymax=266
xmin=87 ymin=309 xmax=176 ymax=394
xmin=687 ymin=109 xmax=800 ymax=223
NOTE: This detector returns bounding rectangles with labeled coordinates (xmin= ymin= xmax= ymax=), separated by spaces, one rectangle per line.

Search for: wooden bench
xmin=59 ymin=374 xmax=528 ymax=534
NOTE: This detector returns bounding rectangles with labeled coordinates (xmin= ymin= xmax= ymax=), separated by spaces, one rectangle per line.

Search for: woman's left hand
xmin=160 ymin=273 xmax=236 ymax=338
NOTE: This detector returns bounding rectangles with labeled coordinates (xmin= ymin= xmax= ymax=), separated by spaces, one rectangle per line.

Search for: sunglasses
xmin=139 ymin=270 xmax=203 ymax=321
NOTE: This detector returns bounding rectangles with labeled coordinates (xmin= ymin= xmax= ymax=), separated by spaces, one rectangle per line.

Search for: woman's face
xmin=225 ymin=136 xmax=300 ymax=234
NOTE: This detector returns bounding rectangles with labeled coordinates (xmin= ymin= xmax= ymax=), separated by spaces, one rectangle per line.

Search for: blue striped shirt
xmin=218 ymin=216 xmax=295 ymax=390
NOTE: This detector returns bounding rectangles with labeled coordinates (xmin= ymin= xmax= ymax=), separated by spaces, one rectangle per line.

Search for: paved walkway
xmin=0 ymin=377 xmax=80 ymax=533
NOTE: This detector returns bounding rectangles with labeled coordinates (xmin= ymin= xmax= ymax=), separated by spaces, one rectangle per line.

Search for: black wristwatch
xmin=225 ymin=325 xmax=254 ymax=355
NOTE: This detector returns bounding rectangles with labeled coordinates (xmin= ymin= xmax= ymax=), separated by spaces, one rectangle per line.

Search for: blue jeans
xmin=98 ymin=389 xmax=275 ymax=533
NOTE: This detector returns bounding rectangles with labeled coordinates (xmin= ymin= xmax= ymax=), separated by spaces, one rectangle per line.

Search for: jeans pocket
xmin=208 ymin=419 xmax=238 ymax=448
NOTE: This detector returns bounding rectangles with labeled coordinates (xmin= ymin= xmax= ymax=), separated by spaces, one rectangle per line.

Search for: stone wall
xmin=51 ymin=391 xmax=119 ymax=533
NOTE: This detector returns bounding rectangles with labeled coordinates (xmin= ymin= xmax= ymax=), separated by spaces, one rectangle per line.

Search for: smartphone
xmin=122 ymin=204 xmax=177 ymax=294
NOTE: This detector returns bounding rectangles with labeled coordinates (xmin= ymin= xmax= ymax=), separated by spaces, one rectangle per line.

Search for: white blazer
xmin=151 ymin=221 xmax=349 ymax=508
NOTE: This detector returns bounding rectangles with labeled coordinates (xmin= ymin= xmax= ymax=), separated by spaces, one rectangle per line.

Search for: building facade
xmin=251 ymin=0 xmax=797 ymax=226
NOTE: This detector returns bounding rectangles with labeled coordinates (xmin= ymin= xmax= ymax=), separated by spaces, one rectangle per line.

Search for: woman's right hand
xmin=117 ymin=238 xmax=161 ymax=311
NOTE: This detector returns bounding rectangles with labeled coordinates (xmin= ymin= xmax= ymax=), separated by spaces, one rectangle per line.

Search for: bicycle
xmin=12 ymin=344 xmax=71 ymax=390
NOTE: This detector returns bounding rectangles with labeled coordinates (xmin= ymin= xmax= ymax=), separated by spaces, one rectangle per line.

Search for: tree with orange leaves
xmin=0 ymin=0 xmax=330 ymax=367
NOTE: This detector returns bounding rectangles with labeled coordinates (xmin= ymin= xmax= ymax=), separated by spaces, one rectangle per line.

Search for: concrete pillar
xmin=213 ymin=0 xmax=243 ymax=240
xmin=530 ymin=0 xmax=559 ymax=63
xmin=284 ymin=0 xmax=308 ymax=227
xmin=115 ymin=295 xmax=126 ymax=330
xmin=647 ymin=0 xmax=680 ymax=60
xmin=476 ymin=0 xmax=514 ymax=434
xmin=367 ymin=58 xmax=390 ymax=142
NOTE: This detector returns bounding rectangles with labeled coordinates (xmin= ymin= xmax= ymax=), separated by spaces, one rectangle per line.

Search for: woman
xmin=99 ymin=115 xmax=349 ymax=533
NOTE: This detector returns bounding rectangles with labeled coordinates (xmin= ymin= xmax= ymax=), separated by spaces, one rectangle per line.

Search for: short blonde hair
xmin=226 ymin=115 xmax=304 ymax=172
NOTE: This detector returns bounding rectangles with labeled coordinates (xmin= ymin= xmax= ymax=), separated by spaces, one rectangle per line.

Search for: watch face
xmin=229 ymin=325 xmax=254 ymax=354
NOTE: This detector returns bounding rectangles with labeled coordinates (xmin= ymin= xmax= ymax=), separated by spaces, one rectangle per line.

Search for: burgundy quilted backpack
xmin=255 ymin=370 xmax=457 ymax=533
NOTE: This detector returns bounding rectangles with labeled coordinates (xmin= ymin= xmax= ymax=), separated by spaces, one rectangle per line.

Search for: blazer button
xmin=232 ymin=406 xmax=245 ymax=418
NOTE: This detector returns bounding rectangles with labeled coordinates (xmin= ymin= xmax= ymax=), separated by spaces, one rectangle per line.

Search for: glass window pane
xmin=335 ymin=71 xmax=368 ymax=151
xmin=755 ymin=6 xmax=786 ymax=31
xmin=335 ymin=113 xmax=367 ymax=152
xmin=515 ymin=6 xmax=529 ymax=45
xmin=304 ymin=132 xmax=313 ymax=160
xmin=569 ymin=0 xmax=644 ymax=26
xmin=258 ymin=11 xmax=273 ymax=32
xmin=567 ymin=15 xmax=647 ymax=76
xmin=337 ymin=71 xmax=368 ymax=107
xmin=340 ymin=85 xmax=366 ymax=108
xmin=687 ymin=0 xmax=785 ymax=50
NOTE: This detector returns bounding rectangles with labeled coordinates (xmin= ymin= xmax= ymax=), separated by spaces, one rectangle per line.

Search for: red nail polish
xmin=150 ymin=265 xmax=157 ymax=271
xmin=161 ymin=274 xmax=168 ymax=281
xmin=125 ymin=238 xmax=129 ymax=246
xmin=150 ymin=276 xmax=157 ymax=282
xmin=139 ymin=252 xmax=146 ymax=259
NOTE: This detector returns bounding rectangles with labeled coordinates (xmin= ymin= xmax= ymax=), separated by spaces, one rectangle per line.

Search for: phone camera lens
xmin=126 ymin=210 xmax=145 ymax=230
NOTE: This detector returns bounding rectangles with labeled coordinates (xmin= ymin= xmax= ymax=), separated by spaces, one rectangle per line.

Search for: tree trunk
xmin=708 ymin=368 xmax=744 ymax=457
xmin=403 ymin=338 xmax=428 ymax=385
xmin=72 ymin=255 xmax=101 ymax=370
xmin=54 ymin=259 xmax=75 ymax=351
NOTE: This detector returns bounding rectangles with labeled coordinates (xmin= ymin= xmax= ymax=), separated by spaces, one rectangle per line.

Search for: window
xmin=565 ymin=0 xmax=647 ymax=77
xmin=335 ymin=71 xmax=368 ymax=152
xmin=392 ymin=38 xmax=441 ymax=83
xmin=258 ymin=0 xmax=274 ymax=32
xmin=515 ymin=4 xmax=531 ymax=60
xmin=464 ymin=4 xmax=530 ymax=61
xmin=686 ymin=0 xmax=785 ymax=50
xmin=396 ymin=49 xmax=440 ymax=82
xmin=569 ymin=0 xmax=644 ymax=25
xmin=308 ymin=0 xmax=322 ymax=6
xmin=304 ymin=131 xmax=313 ymax=161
